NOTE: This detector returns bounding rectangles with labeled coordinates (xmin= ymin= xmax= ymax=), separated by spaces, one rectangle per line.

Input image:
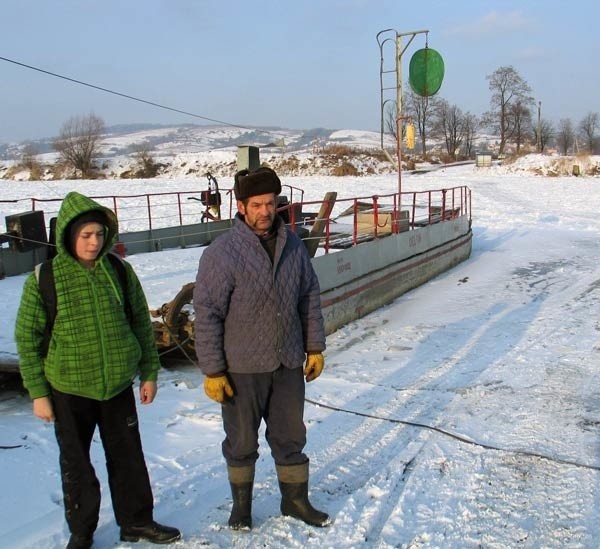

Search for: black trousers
xmin=52 ymin=386 xmax=154 ymax=536
xmin=222 ymin=365 xmax=307 ymax=467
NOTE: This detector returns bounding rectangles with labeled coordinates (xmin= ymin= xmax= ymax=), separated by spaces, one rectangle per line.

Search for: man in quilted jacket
xmin=193 ymin=166 xmax=330 ymax=529
xmin=15 ymin=192 xmax=180 ymax=549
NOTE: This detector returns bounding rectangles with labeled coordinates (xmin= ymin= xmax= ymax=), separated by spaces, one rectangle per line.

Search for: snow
xmin=1 ymin=159 xmax=600 ymax=548
xmin=1 ymin=125 xmax=400 ymax=181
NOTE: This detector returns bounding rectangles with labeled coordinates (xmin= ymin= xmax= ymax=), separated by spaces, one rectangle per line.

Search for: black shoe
xmin=66 ymin=533 xmax=93 ymax=549
xmin=120 ymin=521 xmax=181 ymax=544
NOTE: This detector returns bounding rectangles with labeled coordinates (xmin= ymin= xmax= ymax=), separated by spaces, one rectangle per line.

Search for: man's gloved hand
xmin=204 ymin=374 xmax=234 ymax=403
xmin=304 ymin=352 xmax=324 ymax=382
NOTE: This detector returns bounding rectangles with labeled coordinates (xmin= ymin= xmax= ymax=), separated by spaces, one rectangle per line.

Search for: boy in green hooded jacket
xmin=15 ymin=191 xmax=180 ymax=549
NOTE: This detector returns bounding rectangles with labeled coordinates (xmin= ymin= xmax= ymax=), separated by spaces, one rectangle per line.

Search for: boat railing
xmin=18 ymin=183 xmax=305 ymax=233
xmin=281 ymin=185 xmax=471 ymax=252
xmin=5 ymin=184 xmax=470 ymax=254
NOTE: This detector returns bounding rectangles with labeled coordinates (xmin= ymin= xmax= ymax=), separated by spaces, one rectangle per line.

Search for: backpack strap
xmin=34 ymin=259 xmax=56 ymax=358
xmin=106 ymin=252 xmax=132 ymax=323
xmin=34 ymin=253 xmax=132 ymax=358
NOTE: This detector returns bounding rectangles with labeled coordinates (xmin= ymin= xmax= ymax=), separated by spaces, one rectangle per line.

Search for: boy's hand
xmin=33 ymin=396 xmax=55 ymax=422
xmin=140 ymin=381 xmax=157 ymax=404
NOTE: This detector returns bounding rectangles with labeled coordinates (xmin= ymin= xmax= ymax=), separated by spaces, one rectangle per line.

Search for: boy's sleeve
xmin=14 ymin=274 xmax=52 ymax=399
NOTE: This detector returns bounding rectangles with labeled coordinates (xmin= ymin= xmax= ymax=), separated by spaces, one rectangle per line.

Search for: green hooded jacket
xmin=15 ymin=191 xmax=160 ymax=400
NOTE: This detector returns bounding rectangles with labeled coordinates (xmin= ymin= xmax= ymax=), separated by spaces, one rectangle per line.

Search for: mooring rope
xmin=304 ymin=397 xmax=600 ymax=472
xmin=162 ymin=343 xmax=600 ymax=473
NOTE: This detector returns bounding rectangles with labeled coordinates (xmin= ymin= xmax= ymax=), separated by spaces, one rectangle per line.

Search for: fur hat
xmin=234 ymin=166 xmax=281 ymax=201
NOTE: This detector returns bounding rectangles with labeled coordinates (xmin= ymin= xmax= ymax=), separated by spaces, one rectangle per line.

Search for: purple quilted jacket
xmin=193 ymin=214 xmax=325 ymax=375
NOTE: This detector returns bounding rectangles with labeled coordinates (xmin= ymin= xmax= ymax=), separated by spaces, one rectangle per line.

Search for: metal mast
xmin=377 ymin=28 xmax=429 ymax=220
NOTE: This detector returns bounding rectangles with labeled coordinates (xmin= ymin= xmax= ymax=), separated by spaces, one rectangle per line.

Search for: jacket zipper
xmin=89 ymin=267 xmax=110 ymax=398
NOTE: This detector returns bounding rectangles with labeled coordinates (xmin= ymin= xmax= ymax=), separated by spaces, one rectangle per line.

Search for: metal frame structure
xmin=377 ymin=28 xmax=429 ymax=147
xmin=376 ymin=27 xmax=429 ymax=200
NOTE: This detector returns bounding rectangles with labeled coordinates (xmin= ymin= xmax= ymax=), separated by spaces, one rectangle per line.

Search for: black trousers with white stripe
xmin=52 ymin=385 xmax=154 ymax=536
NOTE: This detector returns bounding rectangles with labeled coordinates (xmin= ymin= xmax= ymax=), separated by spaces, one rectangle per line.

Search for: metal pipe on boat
xmin=352 ymin=198 xmax=358 ymax=246
xmin=176 ymin=192 xmax=183 ymax=226
xmin=146 ymin=194 xmax=152 ymax=231
xmin=373 ymin=195 xmax=379 ymax=238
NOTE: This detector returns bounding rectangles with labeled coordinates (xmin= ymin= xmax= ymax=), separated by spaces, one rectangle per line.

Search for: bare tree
xmin=384 ymin=102 xmax=398 ymax=141
xmin=462 ymin=112 xmax=480 ymax=158
xmin=578 ymin=112 xmax=599 ymax=154
xmin=432 ymin=99 xmax=465 ymax=160
xmin=510 ymin=100 xmax=533 ymax=154
xmin=53 ymin=113 xmax=104 ymax=178
xmin=483 ymin=66 xmax=533 ymax=155
xmin=556 ymin=118 xmax=575 ymax=155
xmin=20 ymin=142 xmax=43 ymax=180
xmin=404 ymin=87 xmax=442 ymax=158
xmin=21 ymin=142 xmax=40 ymax=170
xmin=131 ymin=142 xmax=160 ymax=178
xmin=532 ymin=118 xmax=554 ymax=153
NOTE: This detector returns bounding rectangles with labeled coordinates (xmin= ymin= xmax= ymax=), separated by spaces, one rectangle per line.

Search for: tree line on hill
xmin=385 ymin=65 xmax=599 ymax=161
xmin=9 ymin=65 xmax=600 ymax=179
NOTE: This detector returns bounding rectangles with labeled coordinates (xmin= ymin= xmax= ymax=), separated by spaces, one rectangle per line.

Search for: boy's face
xmin=74 ymin=222 xmax=105 ymax=266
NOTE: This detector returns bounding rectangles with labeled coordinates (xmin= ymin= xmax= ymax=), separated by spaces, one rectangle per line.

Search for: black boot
xmin=276 ymin=463 xmax=330 ymax=527
xmin=120 ymin=521 xmax=181 ymax=544
xmin=66 ymin=533 xmax=93 ymax=549
xmin=228 ymin=482 xmax=253 ymax=529
xmin=227 ymin=465 xmax=254 ymax=530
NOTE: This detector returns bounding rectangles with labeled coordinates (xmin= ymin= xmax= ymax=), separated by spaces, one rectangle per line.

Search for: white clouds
xmin=515 ymin=46 xmax=547 ymax=60
xmin=445 ymin=10 xmax=530 ymax=38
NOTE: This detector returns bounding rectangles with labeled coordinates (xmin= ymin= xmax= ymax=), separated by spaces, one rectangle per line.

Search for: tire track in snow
xmin=154 ymin=230 xmax=600 ymax=548
xmin=231 ymin=303 xmax=534 ymax=546
xmin=260 ymin=256 xmax=577 ymax=545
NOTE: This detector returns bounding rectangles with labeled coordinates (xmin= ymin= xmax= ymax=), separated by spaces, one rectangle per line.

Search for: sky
xmin=1 ymin=0 xmax=599 ymax=143
xmin=2 ymin=157 xmax=600 ymax=547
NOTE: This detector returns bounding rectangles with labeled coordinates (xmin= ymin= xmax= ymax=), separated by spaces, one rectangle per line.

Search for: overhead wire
xmin=0 ymin=54 xmax=294 ymax=200
xmin=0 ymin=55 xmax=287 ymax=140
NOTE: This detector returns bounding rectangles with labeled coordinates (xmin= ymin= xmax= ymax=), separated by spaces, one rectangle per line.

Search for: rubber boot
xmin=227 ymin=465 xmax=254 ymax=530
xmin=276 ymin=462 xmax=330 ymax=527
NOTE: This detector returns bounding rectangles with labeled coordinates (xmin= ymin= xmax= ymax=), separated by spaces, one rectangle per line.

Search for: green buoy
xmin=409 ymin=47 xmax=444 ymax=97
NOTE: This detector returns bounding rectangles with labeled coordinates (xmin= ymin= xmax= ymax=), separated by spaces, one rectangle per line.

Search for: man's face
xmin=238 ymin=193 xmax=276 ymax=234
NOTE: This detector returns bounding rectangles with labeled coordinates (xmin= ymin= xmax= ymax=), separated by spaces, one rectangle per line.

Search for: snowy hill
xmin=0 ymin=124 xmax=402 ymax=180
xmin=1 ymin=124 xmax=599 ymax=181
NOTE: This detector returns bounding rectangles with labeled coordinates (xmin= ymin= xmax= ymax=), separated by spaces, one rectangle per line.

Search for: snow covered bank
xmin=1 ymin=163 xmax=600 ymax=547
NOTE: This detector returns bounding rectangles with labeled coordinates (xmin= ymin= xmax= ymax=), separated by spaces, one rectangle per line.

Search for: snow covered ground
xmin=0 ymin=125 xmax=402 ymax=181
xmin=1 ymin=159 xmax=600 ymax=548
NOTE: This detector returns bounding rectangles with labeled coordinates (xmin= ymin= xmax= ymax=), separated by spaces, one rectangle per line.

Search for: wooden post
xmin=304 ymin=192 xmax=337 ymax=258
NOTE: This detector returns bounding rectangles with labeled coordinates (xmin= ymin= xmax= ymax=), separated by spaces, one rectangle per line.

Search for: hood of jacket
xmin=55 ymin=191 xmax=118 ymax=261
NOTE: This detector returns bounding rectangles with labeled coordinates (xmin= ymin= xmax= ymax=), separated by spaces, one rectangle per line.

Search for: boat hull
xmin=314 ymin=216 xmax=472 ymax=334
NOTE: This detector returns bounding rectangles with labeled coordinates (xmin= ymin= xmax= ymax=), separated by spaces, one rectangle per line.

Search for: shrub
xmin=323 ymin=144 xmax=357 ymax=157
xmin=404 ymin=158 xmax=416 ymax=171
xmin=29 ymin=164 xmax=43 ymax=181
xmin=331 ymin=162 xmax=358 ymax=176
